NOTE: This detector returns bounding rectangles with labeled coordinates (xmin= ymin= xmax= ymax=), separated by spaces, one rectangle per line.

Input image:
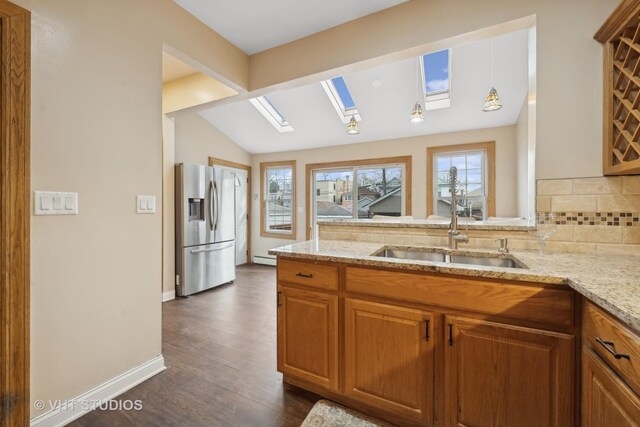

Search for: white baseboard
xmin=30 ymin=355 xmax=166 ymax=427
xmin=253 ymin=255 xmax=276 ymax=266
xmin=162 ymin=290 xmax=175 ymax=302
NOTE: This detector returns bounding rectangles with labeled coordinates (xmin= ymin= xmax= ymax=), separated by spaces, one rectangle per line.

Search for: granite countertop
xmin=269 ymin=240 xmax=640 ymax=333
xmin=318 ymin=218 xmax=535 ymax=232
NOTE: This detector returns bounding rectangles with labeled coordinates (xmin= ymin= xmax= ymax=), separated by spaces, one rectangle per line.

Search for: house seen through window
xmin=433 ymin=151 xmax=486 ymax=220
xmin=262 ymin=161 xmax=295 ymax=237
xmin=311 ymin=161 xmax=407 ymax=236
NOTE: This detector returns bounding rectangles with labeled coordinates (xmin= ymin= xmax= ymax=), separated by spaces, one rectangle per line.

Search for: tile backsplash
xmin=535 ymin=176 xmax=640 ymax=255
xmin=319 ymin=176 xmax=640 ymax=256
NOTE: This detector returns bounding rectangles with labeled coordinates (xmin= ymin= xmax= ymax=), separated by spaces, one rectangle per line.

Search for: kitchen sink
xmin=377 ymin=248 xmax=447 ymax=262
xmin=373 ymin=247 xmax=527 ymax=269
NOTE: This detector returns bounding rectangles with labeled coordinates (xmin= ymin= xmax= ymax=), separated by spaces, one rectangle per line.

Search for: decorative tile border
xmin=537 ymin=212 xmax=640 ymax=226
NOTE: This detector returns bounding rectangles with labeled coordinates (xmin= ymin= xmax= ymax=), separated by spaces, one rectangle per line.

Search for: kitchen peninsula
xmin=270 ymin=229 xmax=640 ymax=426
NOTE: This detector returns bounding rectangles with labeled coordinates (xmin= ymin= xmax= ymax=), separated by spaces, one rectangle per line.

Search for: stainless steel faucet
xmin=495 ymin=238 xmax=509 ymax=253
xmin=448 ymin=166 xmax=469 ymax=249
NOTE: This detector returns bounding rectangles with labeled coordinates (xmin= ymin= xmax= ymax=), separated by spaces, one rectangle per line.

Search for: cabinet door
xmin=344 ymin=298 xmax=434 ymax=424
xmin=583 ymin=348 xmax=640 ymax=426
xmin=445 ymin=316 xmax=574 ymax=427
xmin=277 ymin=286 xmax=339 ymax=392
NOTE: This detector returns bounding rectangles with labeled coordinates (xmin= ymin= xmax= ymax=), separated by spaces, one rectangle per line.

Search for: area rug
xmin=300 ymin=400 xmax=395 ymax=427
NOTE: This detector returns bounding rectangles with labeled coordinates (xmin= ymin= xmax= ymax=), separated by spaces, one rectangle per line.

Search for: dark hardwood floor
xmin=71 ymin=265 xmax=319 ymax=426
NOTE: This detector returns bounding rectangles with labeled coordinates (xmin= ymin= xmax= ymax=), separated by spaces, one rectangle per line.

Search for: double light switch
xmin=35 ymin=191 xmax=78 ymax=215
xmin=137 ymin=195 xmax=156 ymax=214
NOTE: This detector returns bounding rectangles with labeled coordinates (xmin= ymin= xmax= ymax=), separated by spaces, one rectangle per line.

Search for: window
xmin=426 ymin=142 xmax=495 ymax=220
xmin=320 ymin=76 xmax=361 ymax=124
xmin=421 ymin=49 xmax=451 ymax=110
xmin=306 ymin=156 xmax=412 ymax=238
xmin=249 ymin=96 xmax=294 ymax=133
xmin=261 ymin=161 xmax=296 ymax=239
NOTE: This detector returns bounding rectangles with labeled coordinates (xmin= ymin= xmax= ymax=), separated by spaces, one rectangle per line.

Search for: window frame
xmin=260 ymin=160 xmax=297 ymax=239
xmin=320 ymin=77 xmax=362 ymax=124
xmin=421 ymin=49 xmax=452 ymax=111
xmin=426 ymin=142 xmax=495 ymax=219
xmin=249 ymin=96 xmax=294 ymax=133
xmin=305 ymin=156 xmax=412 ymax=239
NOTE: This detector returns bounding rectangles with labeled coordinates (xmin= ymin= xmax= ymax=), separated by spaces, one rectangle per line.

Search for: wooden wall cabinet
xmin=595 ymin=1 xmax=640 ymax=174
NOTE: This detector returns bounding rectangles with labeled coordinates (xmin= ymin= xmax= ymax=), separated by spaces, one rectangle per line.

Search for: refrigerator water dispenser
xmin=188 ymin=198 xmax=205 ymax=222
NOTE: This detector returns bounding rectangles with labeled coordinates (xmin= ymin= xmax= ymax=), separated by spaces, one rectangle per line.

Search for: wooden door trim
xmin=208 ymin=156 xmax=252 ymax=263
xmin=0 ymin=1 xmax=30 ymax=425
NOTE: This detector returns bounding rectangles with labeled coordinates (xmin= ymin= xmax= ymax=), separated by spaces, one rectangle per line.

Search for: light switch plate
xmin=137 ymin=195 xmax=156 ymax=214
xmin=34 ymin=191 xmax=78 ymax=215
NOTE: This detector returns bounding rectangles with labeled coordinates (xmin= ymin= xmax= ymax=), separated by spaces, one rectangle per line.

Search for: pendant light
xmin=346 ymin=115 xmax=360 ymax=135
xmin=410 ymin=57 xmax=424 ymax=123
xmin=483 ymin=40 xmax=502 ymax=112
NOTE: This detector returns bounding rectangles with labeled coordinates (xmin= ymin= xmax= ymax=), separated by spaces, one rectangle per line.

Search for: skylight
xmin=321 ymin=76 xmax=361 ymax=124
xmin=249 ymin=96 xmax=294 ymax=133
xmin=421 ymin=49 xmax=451 ymax=110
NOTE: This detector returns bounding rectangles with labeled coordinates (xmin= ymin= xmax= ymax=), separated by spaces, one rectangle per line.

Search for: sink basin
xmin=374 ymin=247 xmax=527 ymax=269
xmin=377 ymin=248 xmax=447 ymax=262
xmin=448 ymin=254 xmax=526 ymax=269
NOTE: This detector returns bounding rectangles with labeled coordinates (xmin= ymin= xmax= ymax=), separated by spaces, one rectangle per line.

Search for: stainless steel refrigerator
xmin=175 ymin=163 xmax=236 ymax=297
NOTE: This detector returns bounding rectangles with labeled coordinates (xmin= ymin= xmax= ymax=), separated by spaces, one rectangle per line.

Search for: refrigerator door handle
xmin=213 ymin=181 xmax=220 ymax=231
xmin=190 ymin=243 xmax=234 ymax=254
xmin=208 ymin=180 xmax=215 ymax=231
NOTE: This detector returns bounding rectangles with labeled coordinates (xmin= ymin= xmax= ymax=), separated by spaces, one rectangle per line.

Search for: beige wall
xmin=163 ymin=73 xmax=238 ymax=114
xmin=18 ymin=0 xmax=247 ymax=418
xmin=251 ymin=126 xmax=518 ymax=259
xmin=161 ymin=111 xmax=251 ymax=294
xmin=516 ymin=99 xmax=529 ymax=217
xmin=249 ymin=0 xmax=617 ymax=181
xmin=174 ymin=111 xmax=251 ymax=165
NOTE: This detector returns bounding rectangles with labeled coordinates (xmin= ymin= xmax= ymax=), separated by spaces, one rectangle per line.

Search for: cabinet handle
xmin=596 ymin=337 xmax=631 ymax=360
xmin=448 ymin=323 xmax=453 ymax=346
xmin=296 ymin=272 xmax=313 ymax=279
xmin=425 ymin=319 xmax=430 ymax=341
xmin=277 ymin=291 xmax=282 ymax=307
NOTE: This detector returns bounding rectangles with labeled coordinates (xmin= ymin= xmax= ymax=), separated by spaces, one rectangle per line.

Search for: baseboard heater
xmin=253 ymin=255 xmax=277 ymax=266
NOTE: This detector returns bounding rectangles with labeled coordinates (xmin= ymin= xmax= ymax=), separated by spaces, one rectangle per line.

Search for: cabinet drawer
xmin=345 ymin=267 xmax=574 ymax=329
xmin=278 ymin=258 xmax=339 ymax=291
xmin=583 ymin=302 xmax=640 ymax=395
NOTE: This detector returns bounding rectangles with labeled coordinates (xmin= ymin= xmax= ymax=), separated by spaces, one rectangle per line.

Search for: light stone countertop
xmin=318 ymin=218 xmax=536 ymax=231
xmin=269 ymin=239 xmax=640 ymax=333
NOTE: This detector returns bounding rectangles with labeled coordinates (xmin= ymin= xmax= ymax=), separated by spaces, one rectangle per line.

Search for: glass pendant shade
xmin=409 ymin=101 xmax=424 ymax=123
xmin=482 ymin=87 xmax=502 ymax=112
xmin=346 ymin=115 xmax=360 ymax=135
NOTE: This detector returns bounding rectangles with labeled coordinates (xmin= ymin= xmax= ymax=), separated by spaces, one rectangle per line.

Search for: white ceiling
xmin=162 ymin=52 xmax=198 ymax=82
xmin=198 ymin=30 xmax=530 ymax=155
xmin=173 ymin=0 xmax=408 ymax=54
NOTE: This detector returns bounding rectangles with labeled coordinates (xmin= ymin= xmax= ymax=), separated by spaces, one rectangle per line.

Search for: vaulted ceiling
xmin=198 ymin=29 xmax=530 ymax=154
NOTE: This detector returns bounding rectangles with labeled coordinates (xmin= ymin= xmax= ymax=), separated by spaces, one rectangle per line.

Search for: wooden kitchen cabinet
xmin=276 ymin=257 xmax=580 ymax=426
xmin=582 ymin=348 xmax=640 ymax=426
xmin=344 ymin=298 xmax=435 ymax=424
xmin=581 ymin=300 xmax=640 ymax=426
xmin=277 ymin=285 xmax=339 ymax=393
xmin=444 ymin=315 xmax=575 ymax=427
